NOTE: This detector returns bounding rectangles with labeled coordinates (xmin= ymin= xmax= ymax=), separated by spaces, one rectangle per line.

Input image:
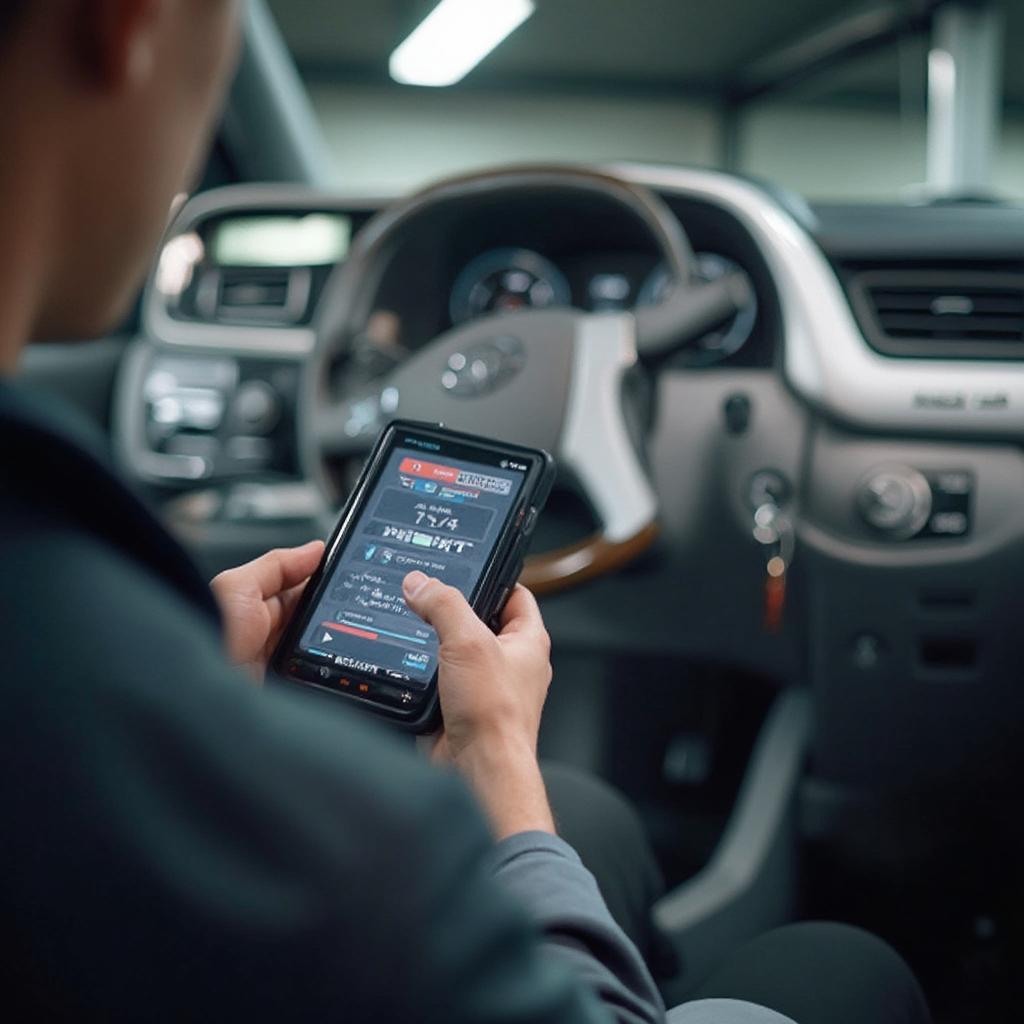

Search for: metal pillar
xmin=719 ymin=101 xmax=743 ymax=172
xmin=223 ymin=0 xmax=336 ymax=186
xmin=926 ymin=2 xmax=1003 ymax=195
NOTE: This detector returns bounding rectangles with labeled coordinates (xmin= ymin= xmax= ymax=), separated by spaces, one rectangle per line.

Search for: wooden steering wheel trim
xmin=521 ymin=522 xmax=660 ymax=595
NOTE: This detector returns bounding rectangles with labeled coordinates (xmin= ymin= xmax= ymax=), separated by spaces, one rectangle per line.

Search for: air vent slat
xmin=849 ymin=269 xmax=1024 ymax=359
xmin=872 ymin=292 xmax=1024 ymax=315
xmin=221 ymin=280 xmax=290 ymax=307
xmin=877 ymin=313 xmax=1023 ymax=337
xmin=202 ymin=267 xmax=312 ymax=326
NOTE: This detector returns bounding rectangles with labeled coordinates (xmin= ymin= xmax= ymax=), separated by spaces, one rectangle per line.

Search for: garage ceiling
xmin=267 ymin=0 xmax=1023 ymax=110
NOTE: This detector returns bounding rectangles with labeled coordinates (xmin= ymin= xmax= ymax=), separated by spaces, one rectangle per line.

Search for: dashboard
xmin=113 ymin=164 xmax=1024 ymax=801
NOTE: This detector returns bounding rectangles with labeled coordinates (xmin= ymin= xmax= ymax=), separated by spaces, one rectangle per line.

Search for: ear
xmin=74 ymin=0 xmax=164 ymax=90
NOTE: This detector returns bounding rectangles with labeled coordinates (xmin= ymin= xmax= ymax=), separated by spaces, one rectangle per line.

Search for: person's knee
xmin=541 ymin=762 xmax=640 ymax=831
xmin=539 ymin=762 xmax=663 ymax=899
xmin=761 ymin=922 xmax=922 ymax=995
xmin=697 ymin=921 xmax=931 ymax=1024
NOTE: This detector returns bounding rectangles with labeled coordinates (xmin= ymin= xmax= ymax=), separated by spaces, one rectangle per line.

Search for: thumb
xmin=282 ymin=539 xmax=325 ymax=580
xmin=402 ymin=572 xmax=485 ymax=643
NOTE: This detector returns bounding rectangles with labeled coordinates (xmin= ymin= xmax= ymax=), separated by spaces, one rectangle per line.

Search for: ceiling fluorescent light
xmin=390 ymin=0 xmax=536 ymax=87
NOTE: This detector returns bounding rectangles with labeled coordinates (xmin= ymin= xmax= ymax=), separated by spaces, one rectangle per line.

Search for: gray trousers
xmin=668 ymin=1000 xmax=796 ymax=1024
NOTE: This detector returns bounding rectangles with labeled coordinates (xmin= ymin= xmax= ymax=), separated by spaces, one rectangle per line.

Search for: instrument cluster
xmin=447 ymin=245 xmax=758 ymax=366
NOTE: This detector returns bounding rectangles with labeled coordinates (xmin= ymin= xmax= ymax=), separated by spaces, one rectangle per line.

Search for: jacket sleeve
xmin=0 ymin=523 xmax=665 ymax=1023
xmin=491 ymin=832 xmax=667 ymax=1022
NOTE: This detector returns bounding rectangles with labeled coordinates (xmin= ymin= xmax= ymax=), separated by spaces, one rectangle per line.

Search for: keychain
xmin=752 ymin=502 xmax=794 ymax=634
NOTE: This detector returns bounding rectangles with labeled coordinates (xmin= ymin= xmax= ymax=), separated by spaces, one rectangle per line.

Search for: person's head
xmin=0 ymin=0 xmax=242 ymax=349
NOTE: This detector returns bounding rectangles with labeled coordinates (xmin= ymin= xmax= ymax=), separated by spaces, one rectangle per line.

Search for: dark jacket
xmin=0 ymin=379 xmax=664 ymax=1022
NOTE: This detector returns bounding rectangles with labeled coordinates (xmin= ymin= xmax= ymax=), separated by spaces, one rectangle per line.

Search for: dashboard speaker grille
xmin=849 ymin=269 xmax=1024 ymax=359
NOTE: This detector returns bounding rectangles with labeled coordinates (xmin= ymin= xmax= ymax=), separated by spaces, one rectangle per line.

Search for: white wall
xmin=308 ymin=83 xmax=1024 ymax=202
xmin=741 ymin=101 xmax=1024 ymax=201
xmin=308 ymin=84 xmax=719 ymax=197
xmin=993 ymin=118 xmax=1024 ymax=197
xmin=738 ymin=104 xmax=929 ymax=202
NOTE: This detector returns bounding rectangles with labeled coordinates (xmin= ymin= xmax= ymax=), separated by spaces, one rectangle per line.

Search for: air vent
xmin=196 ymin=267 xmax=312 ymax=326
xmin=849 ymin=269 xmax=1024 ymax=359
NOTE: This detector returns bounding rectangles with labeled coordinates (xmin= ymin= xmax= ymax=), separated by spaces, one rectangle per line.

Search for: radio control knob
xmin=857 ymin=466 xmax=932 ymax=539
xmin=233 ymin=381 xmax=280 ymax=434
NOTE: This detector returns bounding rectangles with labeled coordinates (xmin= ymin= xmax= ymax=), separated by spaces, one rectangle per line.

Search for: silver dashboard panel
xmin=147 ymin=168 xmax=1024 ymax=438
xmin=614 ymin=163 xmax=1024 ymax=438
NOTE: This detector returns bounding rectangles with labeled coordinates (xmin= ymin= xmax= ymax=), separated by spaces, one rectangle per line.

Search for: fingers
xmin=402 ymin=571 xmax=487 ymax=643
xmin=265 ymin=579 xmax=310 ymax=638
xmin=219 ymin=541 xmax=324 ymax=599
xmin=496 ymin=584 xmax=544 ymax=636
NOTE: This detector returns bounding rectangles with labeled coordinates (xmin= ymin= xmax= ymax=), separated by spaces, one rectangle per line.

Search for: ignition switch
xmin=748 ymin=469 xmax=792 ymax=510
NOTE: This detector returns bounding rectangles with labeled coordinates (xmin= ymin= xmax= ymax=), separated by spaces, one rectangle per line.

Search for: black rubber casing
xmin=269 ymin=420 xmax=555 ymax=733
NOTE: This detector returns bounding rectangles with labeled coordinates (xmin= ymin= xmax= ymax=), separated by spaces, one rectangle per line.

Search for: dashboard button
xmin=522 ymin=505 xmax=539 ymax=535
xmin=232 ymin=380 xmax=281 ymax=434
xmin=724 ymin=394 xmax=752 ymax=435
xmin=929 ymin=511 xmax=968 ymax=536
xmin=851 ymin=633 xmax=885 ymax=670
xmin=932 ymin=472 xmax=971 ymax=496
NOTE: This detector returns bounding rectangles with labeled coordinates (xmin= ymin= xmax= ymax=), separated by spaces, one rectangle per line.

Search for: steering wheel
xmin=300 ymin=166 xmax=747 ymax=595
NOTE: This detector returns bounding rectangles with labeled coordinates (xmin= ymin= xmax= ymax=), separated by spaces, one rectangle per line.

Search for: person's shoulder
xmin=0 ymin=487 xmax=486 ymax=835
xmin=1 ymin=485 xmax=488 ymax=853
xmin=0 ymin=512 xmax=502 ymax=1020
xmin=0 ymin=496 xmax=216 ymax=682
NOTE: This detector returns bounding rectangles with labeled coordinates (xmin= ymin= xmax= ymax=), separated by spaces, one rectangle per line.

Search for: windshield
xmin=270 ymin=0 xmax=1020 ymax=203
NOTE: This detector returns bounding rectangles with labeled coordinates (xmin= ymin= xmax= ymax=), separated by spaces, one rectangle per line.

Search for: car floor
xmin=541 ymin=653 xmax=1024 ymax=1022
xmin=539 ymin=651 xmax=777 ymax=889
xmin=803 ymin=821 xmax=1023 ymax=1022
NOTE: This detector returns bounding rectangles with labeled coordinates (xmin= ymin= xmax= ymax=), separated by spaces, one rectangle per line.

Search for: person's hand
xmin=211 ymin=541 xmax=324 ymax=679
xmin=402 ymin=572 xmax=555 ymax=839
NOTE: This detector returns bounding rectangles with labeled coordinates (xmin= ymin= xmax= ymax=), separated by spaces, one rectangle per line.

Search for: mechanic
xmin=0 ymin=3 xmax=932 ymax=1023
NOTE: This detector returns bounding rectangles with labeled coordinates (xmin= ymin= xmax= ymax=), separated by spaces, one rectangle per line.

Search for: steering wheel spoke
xmin=521 ymin=314 xmax=659 ymax=593
xmin=561 ymin=315 xmax=657 ymax=543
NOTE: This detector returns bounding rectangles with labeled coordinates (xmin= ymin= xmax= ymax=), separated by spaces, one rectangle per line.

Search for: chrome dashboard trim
xmin=146 ymin=303 xmax=316 ymax=356
xmin=616 ymin=162 xmax=1024 ymax=438
xmin=142 ymin=185 xmax=387 ymax=357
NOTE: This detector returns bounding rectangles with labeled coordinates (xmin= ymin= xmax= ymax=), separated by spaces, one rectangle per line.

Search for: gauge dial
xmin=638 ymin=252 xmax=758 ymax=365
xmin=450 ymin=247 xmax=572 ymax=325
